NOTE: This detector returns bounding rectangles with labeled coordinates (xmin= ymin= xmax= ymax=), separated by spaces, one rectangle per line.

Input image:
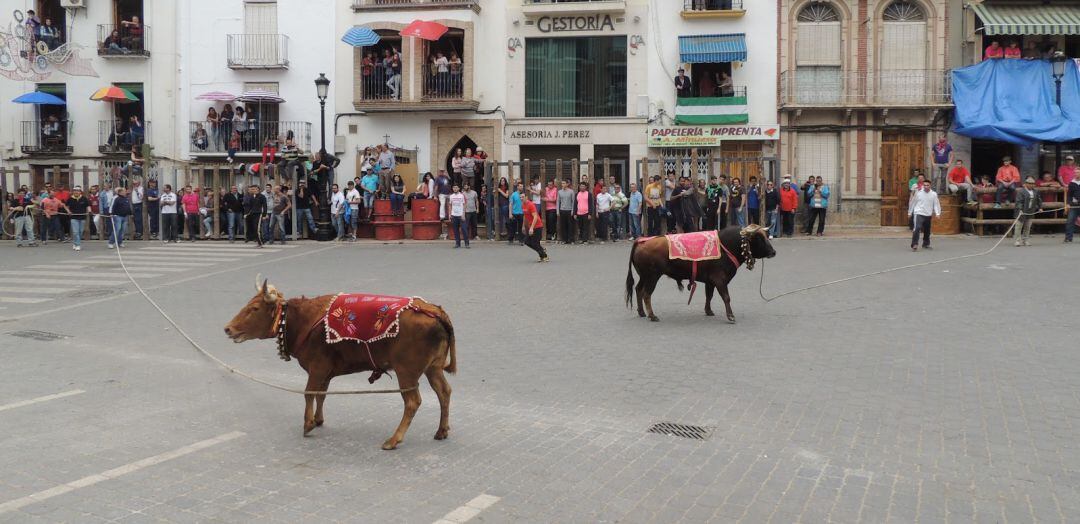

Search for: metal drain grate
xmin=647 ymin=422 xmax=714 ymax=441
xmin=8 ymin=330 xmax=70 ymax=342
xmin=69 ymin=288 xmax=117 ymax=299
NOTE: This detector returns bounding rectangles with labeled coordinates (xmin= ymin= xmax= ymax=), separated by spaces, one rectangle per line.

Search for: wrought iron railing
xmin=97 ymin=24 xmax=150 ymax=57
xmin=524 ymin=0 xmax=624 ymax=3
xmin=98 ymin=120 xmax=151 ymax=154
xmin=682 ymin=0 xmax=743 ymax=11
xmin=779 ymin=69 xmax=952 ymax=106
xmin=359 ymin=65 xmax=403 ymax=101
xmin=354 ymin=0 xmax=477 ymax=5
xmin=421 ymin=63 xmax=466 ymax=100
xmin=188 ymin=120 xmax=311 ymax=155
xmin=680 ymin=85 xmax=747 ymax=98
xmin=21 ymin=121 xmax=73 ymax=154
xmin=227 ymin=34 xmax=290 ymax=69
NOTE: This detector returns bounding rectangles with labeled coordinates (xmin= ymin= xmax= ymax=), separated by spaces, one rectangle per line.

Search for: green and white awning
xmin=674 ymin=97 xmax=748 ymax=125
xmin=971 ymin=3 xmax=1080 ymax=36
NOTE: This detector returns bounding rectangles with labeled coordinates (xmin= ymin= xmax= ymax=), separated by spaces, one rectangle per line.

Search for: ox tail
xmin=625 ymin=240 xmax=639 ymax=309
xmin=431 ymin=305 xmax=457 ymax=374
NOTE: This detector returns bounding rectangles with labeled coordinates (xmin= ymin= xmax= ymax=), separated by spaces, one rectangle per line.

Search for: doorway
xmin=971 ymin=139 xmax=1016 ymax=183
xmin=446 ymin=135 xmax=478 ymax=186
xmin=880 ymin=131 xmax=924 ymax=226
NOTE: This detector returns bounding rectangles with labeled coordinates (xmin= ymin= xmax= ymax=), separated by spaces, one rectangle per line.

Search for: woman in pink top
xmin=180 ymin=186 xmax=201 ymax=241
xmin=543 ymin=181 xmax=558 ymax=240
xmin=575 ymin=182 xmax=592 ymax=244
xmin=1058 ymin=156 xmax=1077 ymax=186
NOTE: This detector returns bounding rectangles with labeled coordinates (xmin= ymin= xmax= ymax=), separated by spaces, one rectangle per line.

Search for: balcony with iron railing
xmin=681 ymin=0 xmax=745 ymax=18
xmin=522 ymin=0 xmax=626 ymax=16
xmin=351 ymin=0 xmax=481 ymax=11
xmin=355 ymin=60 xmax=478 ymax=112
xmin=21 ymin=120 xmax=73 ymax=155
xmin=97 ymin=24 xmax=150 ymax=57
xmin=227 ymin=34 xmax=290 ymax=69
xmin=779 ymin=69 xmax=952 ymax=108
xmin=421 ymin=63 xmax=466 ymax=100
xmin=188 ymin=120 xmax=312 ymax=157
xmin=98 ymin=120 xmax=151 ymax=154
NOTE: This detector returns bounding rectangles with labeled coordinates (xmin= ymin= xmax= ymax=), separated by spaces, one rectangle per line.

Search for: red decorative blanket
xmin=665 ymin=231 xmax=722 ymax=262
xmin=324 ymin=293 xmax=417 ymax=344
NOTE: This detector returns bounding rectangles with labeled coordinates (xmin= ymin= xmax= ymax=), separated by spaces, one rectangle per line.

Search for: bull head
xmin=740 ymin=225 xmax=777 ymax=264
xmin=224 ymin=275 xmax=282 ymax=343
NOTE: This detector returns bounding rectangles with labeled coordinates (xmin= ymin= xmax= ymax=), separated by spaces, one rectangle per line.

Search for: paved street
xmin=0 ymin=234 xmax=1077 ymax=523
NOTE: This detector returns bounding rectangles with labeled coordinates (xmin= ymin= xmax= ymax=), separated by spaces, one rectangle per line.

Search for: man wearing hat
xmin=994 ymin=156 xmax=1020 ymax=208
xmin=674 ymin=68 xmax=691 ymax=98
xmin=1014 ymin=176 xmax=1041 ymax=247
xmin=1059 ymin=155 xmax=1077 ymax=186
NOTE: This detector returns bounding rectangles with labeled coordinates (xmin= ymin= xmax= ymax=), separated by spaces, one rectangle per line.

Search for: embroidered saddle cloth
xmin=664 ymin=231 xmax=721 ymax=262
xmin=324 ymin=293 xmax=418 ymax=344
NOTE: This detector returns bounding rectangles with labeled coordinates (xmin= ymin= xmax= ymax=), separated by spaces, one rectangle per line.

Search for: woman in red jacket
xmin=779 ymin=179 xmax=800 ymax=238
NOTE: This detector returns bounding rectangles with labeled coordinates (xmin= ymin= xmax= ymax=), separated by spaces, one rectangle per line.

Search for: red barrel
xmin=373 ymin=199 xmax=405 ymax=241
xmin=411 ymin=199 xmax=441 ymax=240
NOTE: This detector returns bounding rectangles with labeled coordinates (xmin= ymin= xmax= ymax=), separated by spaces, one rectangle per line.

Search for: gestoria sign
xmin=648 ymin=125 xmax=780 ymax=147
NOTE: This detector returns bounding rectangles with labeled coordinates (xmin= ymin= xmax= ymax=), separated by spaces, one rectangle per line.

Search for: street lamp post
xmin=1051 ymin=52 xmax=1068 ymax=175
xmin=313 ymin=73 xmax=335 ymax=241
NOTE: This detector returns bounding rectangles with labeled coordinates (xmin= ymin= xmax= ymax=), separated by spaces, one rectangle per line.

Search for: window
xmin=242 ymin=82 xmax=280 ymax=122
xmin=358 ymin=31 xmax=402 ymax=100
xmin=795 ymin=3 xmax=842 ymax=104
xmin=880 ymin=0 xmax=927 ymax=103
xmin=796 ymin=133 xmax=840 ymax=207
xmin=525 ymin=36 xmax=627 ymax=118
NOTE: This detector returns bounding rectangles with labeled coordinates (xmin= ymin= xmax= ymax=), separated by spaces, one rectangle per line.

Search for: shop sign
xmin=647 ymin=125 xmax=779 ymax=147
xmin=507 ymin=127 xmax=593 ymax=144
xmin=537 ymin=14 xmax=617 ymax=33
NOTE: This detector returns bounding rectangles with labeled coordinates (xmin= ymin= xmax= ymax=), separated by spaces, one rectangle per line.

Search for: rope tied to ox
xmin=756 ymin=208 xmax=1063 ymax=302
xmin=106 ymin=218 xmax=416 ymax=396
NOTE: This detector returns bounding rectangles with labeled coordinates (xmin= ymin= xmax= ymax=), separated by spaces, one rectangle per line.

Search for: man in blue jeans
xmin=130 ymin=179 xmax=144 ymax=239
xmin=109 ymin=187 xmax=132 ymax=249
xmin=293 ymin=181 xmax=318 ymax=239
xmin=223 ymin=185 xmax=244 ymax=242
xmin=763 ymin=180 xmax=780 ymax=239
xmin=509 ymin=182 xmax=524 ymax=245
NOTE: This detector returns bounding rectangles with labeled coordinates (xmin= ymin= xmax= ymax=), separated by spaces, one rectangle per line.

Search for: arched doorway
xmin=445 ymin=135 xmax=478 ymax=186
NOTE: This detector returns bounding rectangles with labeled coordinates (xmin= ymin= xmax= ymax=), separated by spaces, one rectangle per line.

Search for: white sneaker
xmin=75 ymin=245 xmax=81 ymax=251
xmin=72 ymin=245 xmax=77 ymax=251
xmin=107 ymin=243 xmax=115 ymax=249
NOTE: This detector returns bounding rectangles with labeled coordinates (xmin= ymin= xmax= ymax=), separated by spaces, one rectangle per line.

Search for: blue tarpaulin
xmin=952 ymin=58 xmax=1080 ymax=146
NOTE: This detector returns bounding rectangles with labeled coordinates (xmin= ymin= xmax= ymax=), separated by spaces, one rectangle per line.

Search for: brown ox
xmin=625 ymin=225 xmax=776 ymax=322
xmin=223 ymin=277 xmax=456 ymax=450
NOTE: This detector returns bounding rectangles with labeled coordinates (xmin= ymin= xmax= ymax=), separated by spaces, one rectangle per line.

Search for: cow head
xmin=740 ymin=225 xmax=776 ymax=268
xmin=223 ymin=274 xmax=284 ymax=343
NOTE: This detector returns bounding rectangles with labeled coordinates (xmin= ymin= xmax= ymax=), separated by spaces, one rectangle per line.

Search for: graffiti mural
xmin=0 ymin=9 xmax=98 ymax=81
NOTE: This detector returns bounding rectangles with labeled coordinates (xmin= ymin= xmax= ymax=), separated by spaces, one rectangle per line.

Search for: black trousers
xmin=545 ymin=210 xmax=558 ymax=240
xmin=559 ymin=210 xmax=574 ymax=243
xmin=780 ymin=211 xmax=795 ymax=237
xmin=576 ymin=215 xmax=590 ymax=242
xmin=161 ymin=213 xmax=178 ymax=242
xmin=186 ymin=214 xmax=199 ymax=240
xmin=245 ymin=214 xmax=262 ymax=245
xmin=748 ymin=208 xmax=760 ymax=225
xmin=524 ymin=229 xmax=547 ymax=260
xmin=646 ymin=207 xmax=661 ymax=236
xmin=680 ymin=214 xmax=699 ymax=233
xmin=912 ymin=214 xmax=932 ymax=247
xmin=807 ymin=208 xmax=827 ymax=234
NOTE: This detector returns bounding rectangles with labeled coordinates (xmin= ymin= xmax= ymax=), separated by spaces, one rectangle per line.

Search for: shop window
xmin=525 ymin=36 xmax=627 ymax=118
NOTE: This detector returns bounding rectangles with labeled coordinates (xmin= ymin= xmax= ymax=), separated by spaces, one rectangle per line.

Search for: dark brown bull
xmin=223 ymin=277 xmax=456 ymax=450
xmin=625 ymin=225 xmax=776 ymax=322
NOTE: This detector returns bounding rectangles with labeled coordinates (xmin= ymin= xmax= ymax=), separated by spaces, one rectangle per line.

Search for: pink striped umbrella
xmin=195 ymin=91 xmax=238 ymax=102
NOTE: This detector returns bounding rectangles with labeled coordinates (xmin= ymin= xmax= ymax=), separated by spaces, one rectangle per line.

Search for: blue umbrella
xmin=341 ymin=27 xmax=380 ymax=47
xmin=12 ymin=91 xmax=66 ymax=105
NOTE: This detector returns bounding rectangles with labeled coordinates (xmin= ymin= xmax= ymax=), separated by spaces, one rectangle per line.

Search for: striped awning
xmin=678 ymin=34 xmax=746 ymax=63
xmin=971 ymin=3 xmax=1080 ymax=36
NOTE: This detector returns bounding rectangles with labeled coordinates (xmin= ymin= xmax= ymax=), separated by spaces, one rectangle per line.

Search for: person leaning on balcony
xmin=435 ymin=52 xmax=450 ymax=95
xmin=994 ymin=156 xmax=1021 ymax=207
xmin=121 ymin=16 xmax=143 ymax=52
xmin=675 ymin=68 xmax=691 ymax=98
xmin=38 ymin=17 xmax=60 ymax=51
xmin=1058 ymin=155 xmax=1077 ymax=186
xmin=1022 ymin=41 xmax=1041 ymax=60
xmin=450 ymin=52 xmax=463 ymax=95
xmin=1004 ymin=41 xmax=1022 ymax=59
xmin=103 ymin=29 xmax=126 ymax=54
xmin=718 ymin=72 xmax=734 ymax=97
xmin=984 ymin=40 xmax=1004 ymax=60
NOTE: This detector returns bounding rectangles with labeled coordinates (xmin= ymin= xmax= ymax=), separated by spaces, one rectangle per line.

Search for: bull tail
xmin=625 ymin=240 xmax=639 ymax=308
xmin=431 ymin=305 xmax=457 ymax=374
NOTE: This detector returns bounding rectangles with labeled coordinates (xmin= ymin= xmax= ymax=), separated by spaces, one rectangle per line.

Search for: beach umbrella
xmin=90 ymin=86 xmax=140 ymax=141
xmin=12 ymin=91 xmax=66 ymax=105
xmin=342 ymin=27 xmax=380 ymax=47
xmin=237 ymin=89 xmax=286 ymax=145
xmin=195 ymin=91 xmax=238 ymax=102
xmin=399 ymin=20 xmax=448 ymax=41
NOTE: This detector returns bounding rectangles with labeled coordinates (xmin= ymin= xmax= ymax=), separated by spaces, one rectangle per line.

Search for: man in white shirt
xmin=596 ymin=189 xmax=613 ymax=243
xmin=907 ymin=181 xmax=941 ymax=251
xmin=448 ymin=184 xmax=469 ymax=248
xmin=159 ymin=184 xmax=179 ymax=243
xmin=345 ymin=181 xmax=362 ymax=240
xmin=329 ymin=184 xmax=346 ymax=241
xmin=130 ymin=179 xmax=145 ymax=239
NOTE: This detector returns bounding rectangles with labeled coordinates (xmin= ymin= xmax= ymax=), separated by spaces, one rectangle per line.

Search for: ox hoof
xmin=637 ymin=309 xmax=646 ymax=318
xmin=649 ymin=315 xmax=660 ymax=322
xmin=303 ymin=420 xmax=317 ymax=435
xmin=726 ymin=315 xmax=736 ymax=324
xmin=381 ymin=439 xmax=399 ymax=451
xmin=314 ymin=419 xmax=324 ymax=427
xmin=705 ymin=309 xmax=715 ymax=317
xmin=434 ymin=427 xmax=449 ymax=440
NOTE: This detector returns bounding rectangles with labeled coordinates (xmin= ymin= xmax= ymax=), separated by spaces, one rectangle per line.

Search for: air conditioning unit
xmin=60 ymin=0 xmax=86 ymax=8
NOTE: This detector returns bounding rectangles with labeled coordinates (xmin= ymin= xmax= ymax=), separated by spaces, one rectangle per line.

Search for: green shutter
xmin=526 ymin=37 xmax=626 ymax=118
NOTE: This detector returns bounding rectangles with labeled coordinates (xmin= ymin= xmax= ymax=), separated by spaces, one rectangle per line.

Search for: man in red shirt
xmin=521 ymin=195 xmax=548 ymax=262
xmin=995 ymin=156 xmax=1020 ymax=207
xmin=946 ymin=159 xmax=974 ymax=202
xmin=778 ymin=179 xmax=800 ymax=238
xmin=54 ymin=185 xmax=71 ymax=241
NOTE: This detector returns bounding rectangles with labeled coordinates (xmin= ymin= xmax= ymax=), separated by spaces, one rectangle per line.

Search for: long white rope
xmin=104 ymin=215 xmax=415 ymax=396
xmin=757 ymin=209 xmax=1063 ymax=302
